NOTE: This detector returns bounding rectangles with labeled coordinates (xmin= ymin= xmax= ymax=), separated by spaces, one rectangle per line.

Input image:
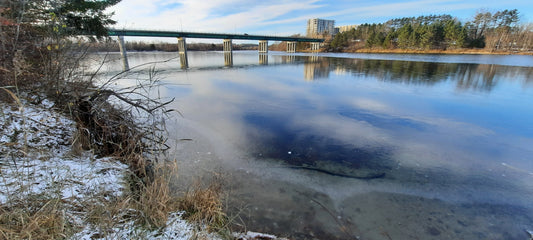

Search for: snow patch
xmin=234 ymin=231 xmax=289 ymax=240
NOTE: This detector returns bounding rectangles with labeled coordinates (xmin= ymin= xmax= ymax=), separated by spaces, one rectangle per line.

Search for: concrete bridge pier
xmin=258 ymin=40 xmax=268 ymax=53
xmin=311 ymin=42 xmax=320 ymax=52
xmin=223 ymin=39 xmax=233 ymax=67
xmin=177 ymin=37 xmax=188 ymax=68
xmin=223 ymin=39 xmax=233 ymax=52
xmin=286 ymin=41 xmax=297 ymax=53
xmin=222 ymin=39 xmax=233 ymax=67
xmin=117 ymin=36 xmax=129 ymax=71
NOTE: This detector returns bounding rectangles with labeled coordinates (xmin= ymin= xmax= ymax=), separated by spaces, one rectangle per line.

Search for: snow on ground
xmin=0 ymin=99 xmax=125 ymax=203
xmin=0 ymin=100 xmax=285 ymax=240
xmin=0 ymin=100 xmax=221 ymax=239
xmin=73 ymin=211 xmax=222 ymax=240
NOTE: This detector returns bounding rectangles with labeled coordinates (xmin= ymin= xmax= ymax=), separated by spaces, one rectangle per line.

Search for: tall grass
xmin=0 ymin=197 xmax=75 ymax=240
xmin=179 ymin=176 xmax=229 ymax=234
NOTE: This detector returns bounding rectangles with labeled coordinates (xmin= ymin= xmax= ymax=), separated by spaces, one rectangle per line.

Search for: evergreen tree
xmin=325 ymin=10 xmax=527 ymax=51
xmin=382 ymin=29 xmax=397 ymax=49
xmin=397 ymin=24 xmax=413 ymax=48
xmin=444 ymin=20 xmax=467 ymax=48
xmin=365 ymin=24 xmax=385 ymax=48
xmin=5 ymin=0 xmax=121 ymax=38
xmin=419 ymin=25 xmax=434 ymax=49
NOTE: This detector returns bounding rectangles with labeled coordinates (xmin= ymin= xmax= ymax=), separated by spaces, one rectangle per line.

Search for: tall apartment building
xmin=337 ymin=24 xmax=359 ymax=33
xmin=306 ymin=18 xmax=335 ymax=37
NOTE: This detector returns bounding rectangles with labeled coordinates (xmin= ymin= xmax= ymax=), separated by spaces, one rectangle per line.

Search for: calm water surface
xmin=100 ymin=51 xmax=533 ymax=240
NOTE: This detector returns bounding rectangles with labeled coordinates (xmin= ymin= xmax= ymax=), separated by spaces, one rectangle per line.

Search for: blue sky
xmin=108 ymin=0 xmax=533 ymax=42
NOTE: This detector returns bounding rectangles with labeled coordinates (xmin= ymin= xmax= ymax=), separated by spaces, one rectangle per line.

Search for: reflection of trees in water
xmin=525 ymin=69 xmax=533 ymax=85
xmin=455 ymin=64 xmax=496 ymax=91
xmin=319 ymin=58 xmax=532 ymax=92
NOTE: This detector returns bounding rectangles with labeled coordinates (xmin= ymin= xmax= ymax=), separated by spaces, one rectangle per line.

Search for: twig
xmin=295 ymin=190 xmax=359 ymax=240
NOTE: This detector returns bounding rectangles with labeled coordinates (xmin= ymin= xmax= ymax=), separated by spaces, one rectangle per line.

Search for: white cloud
xmin=108 ymin=0 xmax=533 ymax=38
xmin=262 ymin=0 xmax=477 ymax=26
xmin=109 ymin=0 xmax=322 ymax=33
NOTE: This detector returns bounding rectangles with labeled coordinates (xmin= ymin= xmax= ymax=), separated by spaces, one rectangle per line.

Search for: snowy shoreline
xmin=0 ymin=100 xmax=286 ymax=239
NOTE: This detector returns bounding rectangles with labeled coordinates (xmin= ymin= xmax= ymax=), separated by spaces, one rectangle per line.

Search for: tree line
xmin=328 ymin=10 xmax=533 ymax=52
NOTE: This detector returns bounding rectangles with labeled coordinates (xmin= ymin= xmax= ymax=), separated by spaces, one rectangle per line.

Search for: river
xmin=97 ymin=51 xmax=533 ymax=240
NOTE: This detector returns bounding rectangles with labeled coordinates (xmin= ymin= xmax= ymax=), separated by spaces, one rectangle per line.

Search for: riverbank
xmin=324 ymin=48 xmax=533 ymax=55
xmin=0 ymin=99 xmax=288 ymax=239
xmin=0 ymin=99 xmax=213 ymax=239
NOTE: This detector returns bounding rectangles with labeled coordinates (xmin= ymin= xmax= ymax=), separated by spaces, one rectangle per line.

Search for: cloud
xmin=109 ymin=0 xmax=322 ymax=33
xmin=108 ymin=0 xmax=533 ymax=39
xmin=262 ymin=0 xmax=477 ymax=26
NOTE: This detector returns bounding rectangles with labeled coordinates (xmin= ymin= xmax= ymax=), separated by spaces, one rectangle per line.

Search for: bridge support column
xmin=117 ymin=36 xmax=129 ymax=71
xmin=311 ymin=42 xmax=320 ymax=52
xmin=177 ymin=37 xmax=188 ymax=68
xmin=258 ymin=40 xmax=268 ymax=53
xmin=286 ymin=41 xmax=297 ymax=53
xmin=223 ymin=39 xmax=233 ymax=53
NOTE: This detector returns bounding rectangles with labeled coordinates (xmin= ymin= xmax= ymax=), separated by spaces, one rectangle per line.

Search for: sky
xmin=107 ymin=0 xmax=533 ymax=42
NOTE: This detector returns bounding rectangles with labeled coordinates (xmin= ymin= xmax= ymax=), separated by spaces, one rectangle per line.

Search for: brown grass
xmin=82 ymin=193 xmax=135 ymax=234
xmin=83 ymin=161 xmax=182 ymax=233
xmin=78 ymin=161 xmax=183 ymax=238
xmin=133 ymin=161 xmax=181 ymax=227
xmin=0 ymin=197 xmax=75 ymax=240
xmin=179 ymin=177 xmax=228 ymax=233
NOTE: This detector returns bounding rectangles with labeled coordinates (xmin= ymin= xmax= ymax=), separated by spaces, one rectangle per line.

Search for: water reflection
xmin=179 ymin=52 xmax=188 ymax=69
xmin=303 ymin=56 xmax=533 ymax=91
xmin=161 ymin=52 xmax=533 ymax=183
xmin=95 ymin=52 xmax=533 ymax=239
xmin=281 ymin=54 xmax=296 ymax=64
xmin=304 ymin=55 xmax=329 ymax=80
xmin=224 ymin=52 xmax=233 ymax=67
xmin=259 ymin=54 xmax=268 ymax=65
xmin=98 ymin=52 xmax=532 ymax=92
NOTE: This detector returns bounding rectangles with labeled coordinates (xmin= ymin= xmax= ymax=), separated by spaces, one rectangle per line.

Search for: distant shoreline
xmin=322 ymin=48 xmax=533 ymax=56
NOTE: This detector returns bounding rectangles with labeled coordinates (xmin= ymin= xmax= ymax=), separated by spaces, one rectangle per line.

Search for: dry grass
xmin=80 ymin=161 xmax=183 ymax=238
xmin=0 ymin=197 xmax=75 ymax=240
xmin=179 ymin=177 xmax=228 ymax=233
xmin=133 ymin=161 xmax=181 ymax=228
xmin=80 ymin=161 xmax=232 ymax=239
xmin=83 ymin=194 xmax=134 ymax=234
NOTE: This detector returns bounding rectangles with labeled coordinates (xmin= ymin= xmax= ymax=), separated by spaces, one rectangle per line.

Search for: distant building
xmin=306 ymin=18 xmax=335 ymax=37
xmin=337 ymin=25 xmax=359 ymax=33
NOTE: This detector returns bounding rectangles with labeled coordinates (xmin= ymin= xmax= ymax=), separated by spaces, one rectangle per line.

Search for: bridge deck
xmin=108 ymin=29 xmax=324 ymax=43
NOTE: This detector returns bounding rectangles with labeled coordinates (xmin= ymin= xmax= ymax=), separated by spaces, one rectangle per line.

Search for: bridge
xmin=108 ymin=29 xmax=324 ymax=69
xmin=108 ymin=29 xmax=324 ymax=42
